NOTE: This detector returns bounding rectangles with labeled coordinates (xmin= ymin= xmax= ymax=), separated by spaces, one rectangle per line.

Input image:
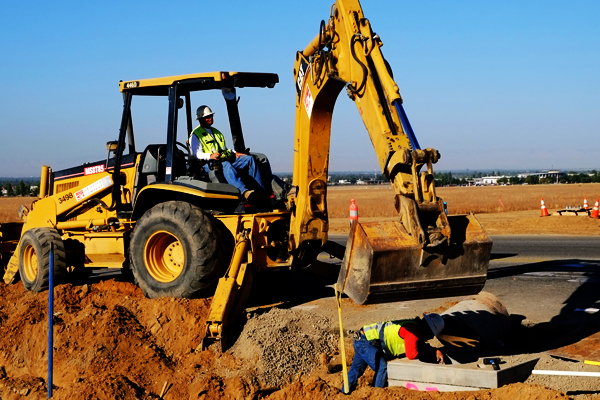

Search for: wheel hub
xmin=22 ymin=244 xmax=38 ymax=282
xmin=144 ymin=230 xmax=185 ymax=283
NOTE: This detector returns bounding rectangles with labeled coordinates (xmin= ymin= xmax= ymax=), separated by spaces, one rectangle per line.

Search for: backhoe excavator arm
xmin=289 ymin=0 xmax=491 ymax=304
xmin=289 ymin=0 xmax=448 ymax=257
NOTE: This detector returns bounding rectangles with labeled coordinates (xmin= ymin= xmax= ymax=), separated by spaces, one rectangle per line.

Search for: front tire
xmin=129 ymin=201 xmax=225 ymax=298
xmin=18 ymin=228 xmax=66 ymax=292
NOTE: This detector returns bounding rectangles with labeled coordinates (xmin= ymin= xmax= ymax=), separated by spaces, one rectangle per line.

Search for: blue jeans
xmin=344 ymin=336 xmax=387 ymax=393
xmin=222 ymin=155 xmax=266 ymax=194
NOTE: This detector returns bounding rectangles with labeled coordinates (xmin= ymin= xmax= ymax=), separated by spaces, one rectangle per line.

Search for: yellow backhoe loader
xmin=1 ymin=0 xmax=491 ymax=350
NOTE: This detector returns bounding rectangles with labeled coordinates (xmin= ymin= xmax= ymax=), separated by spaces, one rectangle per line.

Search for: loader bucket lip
xmin=337 ymin=216 xmax=492 ymax=305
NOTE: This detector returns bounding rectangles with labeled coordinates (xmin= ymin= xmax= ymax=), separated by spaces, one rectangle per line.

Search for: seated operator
xmin=343 ymin=313 xmax=445 ymax=394
xmin=189 ymin=105 xmax=268 ymax=201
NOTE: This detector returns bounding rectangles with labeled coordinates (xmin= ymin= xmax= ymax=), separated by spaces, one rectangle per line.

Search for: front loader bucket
xmin=336 ymin=215 xmax=492 ymax=305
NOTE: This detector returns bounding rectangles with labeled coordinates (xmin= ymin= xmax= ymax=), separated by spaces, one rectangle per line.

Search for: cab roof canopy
xmin=119 ymin=71 xmax=279 ymax=96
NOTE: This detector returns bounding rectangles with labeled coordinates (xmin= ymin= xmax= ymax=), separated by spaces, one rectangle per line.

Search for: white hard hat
xmin=423 ymin=313 xmax=445 ymax=337
xmin=196 ymin=105 xmax=214 ymax=120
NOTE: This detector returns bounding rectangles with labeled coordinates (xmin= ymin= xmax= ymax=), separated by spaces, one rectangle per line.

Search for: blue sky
xmin=1 ymin=1 xmax=598 ymax=177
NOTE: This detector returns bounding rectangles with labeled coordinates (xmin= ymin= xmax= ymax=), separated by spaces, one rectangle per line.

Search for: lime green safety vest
xmin=363 ymin=319 xmax=418 ymax=359
xmin=191 ymin=126 xmax=232 ymax=160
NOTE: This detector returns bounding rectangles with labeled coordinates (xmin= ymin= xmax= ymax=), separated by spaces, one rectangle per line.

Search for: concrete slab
xmin=387 ymin=357 xmax=539 ymax=389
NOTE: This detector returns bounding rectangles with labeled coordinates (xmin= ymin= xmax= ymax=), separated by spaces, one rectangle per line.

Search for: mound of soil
xmin=0 ymin=279 xmax=595 ymax=399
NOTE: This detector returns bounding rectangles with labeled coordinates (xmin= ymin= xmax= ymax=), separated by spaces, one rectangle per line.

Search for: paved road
xmin=489 ymin=235 xmax=600 ymax=264
xmin=311 ymin=235 xmax=600 ymax=325
xmin=330 ymin=234 xmax=600 ymax=264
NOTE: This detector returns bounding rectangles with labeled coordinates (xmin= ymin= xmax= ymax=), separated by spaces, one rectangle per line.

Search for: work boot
xmin=243 ymin=190 xmax=255 ymax=201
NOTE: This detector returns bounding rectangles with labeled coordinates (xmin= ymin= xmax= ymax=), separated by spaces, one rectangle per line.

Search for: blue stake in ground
xmin=48 ymin=244 xmax=54 ymax=399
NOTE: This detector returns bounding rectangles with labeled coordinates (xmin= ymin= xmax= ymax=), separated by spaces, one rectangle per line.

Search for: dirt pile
xmin=230 ymin=308 xmax=339 ymax=387
xmin=0 ymin=279 xmax=597 ymax=399
xmin=0 ymin=279 xmax=214 ymax=399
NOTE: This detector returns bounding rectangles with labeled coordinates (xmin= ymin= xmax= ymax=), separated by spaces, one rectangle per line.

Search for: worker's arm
xmin=400 ymin=325 xmax=444 ymax=364
xmin=399 ymin=325 xmax=420 ymax=359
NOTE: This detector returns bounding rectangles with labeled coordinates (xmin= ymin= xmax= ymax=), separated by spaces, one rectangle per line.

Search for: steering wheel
xmin=176 ymin=141 xmax=191 ymax=160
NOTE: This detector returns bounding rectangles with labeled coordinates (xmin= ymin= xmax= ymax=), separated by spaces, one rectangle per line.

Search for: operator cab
xmin=112 ymin=71 xmax=284 ymax=217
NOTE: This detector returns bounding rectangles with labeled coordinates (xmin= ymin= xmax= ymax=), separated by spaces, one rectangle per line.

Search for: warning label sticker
xmin=74 ymin=176 xmax=113 ymax=202
xmin=303 ymin=81 xmax=314 ymax=119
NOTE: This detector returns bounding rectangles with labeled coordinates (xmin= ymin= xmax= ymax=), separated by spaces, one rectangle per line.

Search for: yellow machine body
xmin=2 ymin=0 xmax=491 ymax=348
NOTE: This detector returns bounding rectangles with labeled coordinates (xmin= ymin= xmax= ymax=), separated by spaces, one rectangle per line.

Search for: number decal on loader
xmin=58 ymin=192 xmax=74 ymax=204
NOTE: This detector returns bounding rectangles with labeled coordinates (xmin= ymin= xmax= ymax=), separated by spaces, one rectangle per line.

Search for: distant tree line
xmin=433 ymin=172 xmax=467 ymax=186
xmin=277 ymin=172 xmax=387 ymax=184
xmin=434 ymin=170 xmax=600 ymax=186
xmin=1 ymin=179 xmax=40 ymax=197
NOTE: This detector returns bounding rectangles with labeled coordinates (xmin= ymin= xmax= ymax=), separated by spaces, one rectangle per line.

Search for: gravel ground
xmin=229 ymin=307 xmax=339 ymax=387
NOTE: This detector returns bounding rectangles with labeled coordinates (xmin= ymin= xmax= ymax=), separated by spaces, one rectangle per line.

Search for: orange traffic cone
xmin=583 ymin=197 xmax=589 ymax=210
xmin=591 ymin=199 xmax=599 ymax=219
xmin=540 ymin=198 xmax=550 ymax=217
xmin=349 ymin=199 xmax=358 ymax=224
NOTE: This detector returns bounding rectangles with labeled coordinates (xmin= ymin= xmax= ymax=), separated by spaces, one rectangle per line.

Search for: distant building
xmin=482 ymin=176 xmax=506 ymax=185
xmin=517 ymin=171 xmax=565 ymax=181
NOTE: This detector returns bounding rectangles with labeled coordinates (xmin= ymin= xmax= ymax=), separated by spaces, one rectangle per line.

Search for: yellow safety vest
xmin=191 ymin=126 xmax=232 ymax=160
xmin=363 ymin=319 xmax=418 ymax=359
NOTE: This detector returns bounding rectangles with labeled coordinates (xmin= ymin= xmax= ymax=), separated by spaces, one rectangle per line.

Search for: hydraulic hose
xmin=347 ymin=34 xmax=368 ymax=96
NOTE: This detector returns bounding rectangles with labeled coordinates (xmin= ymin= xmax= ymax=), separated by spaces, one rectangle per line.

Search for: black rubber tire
xmin=129 ymin=201 xmax=226 ymax=298
xmin=18 ymin=228 xmax=66 ymax=292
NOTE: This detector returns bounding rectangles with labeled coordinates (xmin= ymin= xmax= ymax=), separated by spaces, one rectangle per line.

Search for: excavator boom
xmin=289 ymin=0 xmax=492 ymax=304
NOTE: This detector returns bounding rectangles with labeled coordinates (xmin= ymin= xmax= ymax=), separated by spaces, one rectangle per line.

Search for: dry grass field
xmin=1 ymin=183 xmax=599 ymax=236
xmin=327 ymin=183 xmax=600 ymax=235
xmin=327 ymin=183 xmax=600 ymax=217
xmin=0 ymin=197 xmax=35 ymax=223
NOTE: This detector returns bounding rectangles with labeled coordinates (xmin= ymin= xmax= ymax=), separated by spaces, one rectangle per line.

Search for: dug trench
xmin=1 ymin=263 xmax=599 ymax=400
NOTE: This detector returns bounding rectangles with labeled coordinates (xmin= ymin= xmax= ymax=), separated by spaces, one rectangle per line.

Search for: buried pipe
xmin=441 ymin=292 xmax=511 ymax=347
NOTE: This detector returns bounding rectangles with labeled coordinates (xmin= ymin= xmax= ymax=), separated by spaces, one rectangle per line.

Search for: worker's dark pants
xmin=344 ymin=335 xmax=387 ymax=393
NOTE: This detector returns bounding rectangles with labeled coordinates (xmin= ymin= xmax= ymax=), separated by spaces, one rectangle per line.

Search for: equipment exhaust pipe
xmin=39 ymin=165 xmax=51 ymax=198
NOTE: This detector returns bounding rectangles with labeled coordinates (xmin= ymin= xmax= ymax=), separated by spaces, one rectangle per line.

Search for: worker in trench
xmin=342 ymin=313 xmax=445 ymax=394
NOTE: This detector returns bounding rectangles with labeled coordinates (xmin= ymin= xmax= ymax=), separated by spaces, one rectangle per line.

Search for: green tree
xmin=497 ymin=177 xmax=508 ymax=184
xmin=16 ymin=180 xmax=26 ymax=196
xmin=508 ymin=177 xmax=521 ymax=185
xmin=6 ymin=182 xmax=14 ymax=196
xmin=525 ymin=175 xmax=539 ymax=185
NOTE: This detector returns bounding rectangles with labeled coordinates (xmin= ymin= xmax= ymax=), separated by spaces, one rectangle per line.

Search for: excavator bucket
xmin=336 ymin=215 xmax=492 ymax=305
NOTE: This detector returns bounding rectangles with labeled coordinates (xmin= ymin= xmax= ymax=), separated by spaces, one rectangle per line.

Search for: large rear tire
xmin=129 ymin=201 xmax=225 ymax=298
xmin=18 ymin=228 xmax=66 ymax=292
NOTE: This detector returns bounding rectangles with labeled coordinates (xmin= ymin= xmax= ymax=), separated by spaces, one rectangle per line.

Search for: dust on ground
xmin=1 ymin=278 xmax=599 ymax=399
